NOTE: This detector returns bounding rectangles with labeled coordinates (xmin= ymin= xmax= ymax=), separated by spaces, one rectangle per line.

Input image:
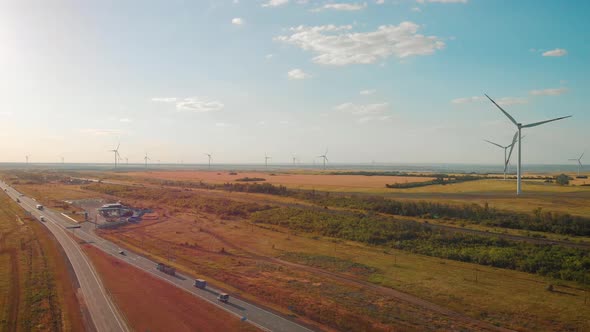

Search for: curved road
xmin=0 ymin=180 xmax=315 ymax=332
xmin=0 ymin=181 xmax=129 ymax=332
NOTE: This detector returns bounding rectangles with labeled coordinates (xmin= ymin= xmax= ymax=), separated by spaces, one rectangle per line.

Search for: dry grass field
xmin=82 ymin=244 xmax=260 ymax=332
xmin=126 ymin=170 xmax=435 ymax=191
xmin=0 ymin=191 xmax=85 ymax=331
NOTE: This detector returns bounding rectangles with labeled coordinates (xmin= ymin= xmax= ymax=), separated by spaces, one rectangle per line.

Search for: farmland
xmin=0 ymin=189 xmax=85 ymax=331
xmin=82 ymin=244 xmax=260 ymax=332
xmin=4 ymin=169 xmax=590 ymax=331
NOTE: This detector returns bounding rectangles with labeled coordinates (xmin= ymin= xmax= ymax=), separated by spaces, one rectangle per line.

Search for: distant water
xmin=0 ymin=162 xmax=579 ymax=175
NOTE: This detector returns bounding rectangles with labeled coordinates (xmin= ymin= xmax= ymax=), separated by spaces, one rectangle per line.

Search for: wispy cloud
xmin=530 ymin=87 xmax=568 ymax=96
xmin=335 ymin=102 xmax=390 ymax=115
xmin=0 ymin=111 xmax=13 ymax=117
xmin=276 ymin=22 xmax=444 ymax=66
xmin=152 ymin=96 xmax=224 ymax=112
xmin=360 ymin=89 xmax=376 ymax=95
xmin=312 ymin=2 xmax=367 ymax=12
xmin=231 ymin=17 xmax=244 ymax=25
xmin=287 ymin=68 xmax=311 ymax=80
xmin=262 ymin=0 xmax=288 ymax=7
xmin=417 ymin=0 xmax=467 ymax=3
xmin=79 ymin=128 xmax=122 ymax=136
xmin=542 ymin=48 xmax=567 ymax=57
xmin=119 ymin=118 xmax=132 ymax=123
xmin=452 ymin=96 xmax=527 ymax=106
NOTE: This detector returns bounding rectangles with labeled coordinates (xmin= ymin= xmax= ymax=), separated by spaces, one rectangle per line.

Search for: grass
xmin=0 ymin=190 xmax=85 ymax=331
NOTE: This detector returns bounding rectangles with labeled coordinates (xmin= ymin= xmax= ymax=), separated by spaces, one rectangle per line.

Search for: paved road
xmin=0 ymin=181 xmax=314 ymax=332
xmin=0 ymin=181 xmax=129 ymax=332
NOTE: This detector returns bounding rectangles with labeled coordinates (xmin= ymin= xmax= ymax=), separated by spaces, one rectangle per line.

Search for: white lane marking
xmin=61 ymin=212 xmax=79 ymax=223
xmin=16 ymin=195 xmax=128 ymax=332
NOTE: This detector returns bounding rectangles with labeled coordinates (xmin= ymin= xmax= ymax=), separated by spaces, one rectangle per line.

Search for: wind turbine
xmin=317 ymin=149 xmax=329 ymax=170
xmin=569 ymin=152 xmax=585 ymax=177
xmin=25 ymin=155 xmax=30 ymax=164
xmin=109 ymin=143 xmax=121 ymax=168
xmin=204 ymin=153 xmax=212 ymax=169
xmin=292 ymin=154 xmax=297 ymax=166
xmin=144 ymin=152 xmax=150 ymax=168
xmin=264 ymin=153 xmax=271 ymax=168
xmin=485 ymin=94 xmax=571 ymax=195
xmin=60 ymin=156 xmax=64 ymax=164
xmin=125 ymin=157 xmax=129 ymax=165
xmin=484 ymin=133 xmax=525 ymax=180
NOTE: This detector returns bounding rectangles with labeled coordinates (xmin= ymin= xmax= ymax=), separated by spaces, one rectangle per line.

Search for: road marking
xmin=61 ymin=212 xmax=80 ymax=223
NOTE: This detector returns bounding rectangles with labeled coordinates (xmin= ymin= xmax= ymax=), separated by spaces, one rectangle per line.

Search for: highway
xmin=0 ymin=181 xmax=129 ymax=332
xmin=0 ymin=181 xmax=315 ymax=332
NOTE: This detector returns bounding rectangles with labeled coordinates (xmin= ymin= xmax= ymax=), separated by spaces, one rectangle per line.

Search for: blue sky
xmin=0 ymin=0 xmax=588 ymax=165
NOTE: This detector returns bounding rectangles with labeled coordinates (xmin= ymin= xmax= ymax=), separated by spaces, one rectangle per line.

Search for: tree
xmin=556 ymin=174 xmax=570 ymax=186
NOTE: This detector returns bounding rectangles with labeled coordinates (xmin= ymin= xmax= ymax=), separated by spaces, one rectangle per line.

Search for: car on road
xmin=217 ymin=293 xmax=229 ymax=303
xmin=118 ymin=250 xmax=125 ymax=255
xmin=194 ymin=279 xmax=207 ymax=289
xmin=36 ymin=204 xmax=44 ymax=210
xmin=16 ymin=198 xmax=20 ymax=203
xmin=40 ymin=216 xmax=45 ymax=222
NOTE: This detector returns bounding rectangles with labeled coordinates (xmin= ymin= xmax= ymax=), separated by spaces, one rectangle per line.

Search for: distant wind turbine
xmin=144 ymin=152 xmax=150 ymax=168
xmin=292 ymin=154 xmax=297 ymax=166
xmin=569 ymin=152 xmax=585 ymax=177
xmin=61 ymin=156 xmax=64 ymax=164
xmin=204 ymin=153 xmax=212 ymax=169
xmin=109 ymin=143 xmax=121 ymax=168
xmin=484 ymin=133 xmax=525 ymax=180
xmin=317 ymin=149 xmax=329 ymax=170
xmin=25 ymin=155 xmax=30 ymax=164
xmin=264 ymin=153 xmax=271 ymax=168
xmin=485 ymin=94 xmax=571 ymax=195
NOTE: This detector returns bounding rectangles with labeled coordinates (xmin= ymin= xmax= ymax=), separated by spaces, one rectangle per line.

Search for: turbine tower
xmin=264 ymin=153 xmax=271 ymax=168
xmin=204 ymin=153 xmax=212 ymax=169
xmin=569 ymin=152 xmax=585 ymax=177
xmin=485 ymin=94 xmax=571 ymax=195
xmin=25 ymin=155 xmax=30 ymax=164
xmin=317 ymin=149 xmax=329 ymax=170
xmin=109 ymin=143 xmax=121 ymax=168
xmin=61 ymin=156 xmax=64 ymax=164
xmin=483 ymin=133 xmax=522 ymax=180
xmin=292 ymin=154 xmax=297 ymax=166
xmin=144 ymin=152 xmax=150 ymax=168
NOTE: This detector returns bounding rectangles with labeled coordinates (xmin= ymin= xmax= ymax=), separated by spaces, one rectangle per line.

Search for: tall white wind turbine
xmin=144 ymin=152 xmax=150 ymax=168
xmin=109 ymin=143 xmax=121 ymax=168
xmin=317 ymin=149 xmax=329 ymax=170
xmin=569 ymin=152 xmax=585 ymax=177
xmin=264 ymin=153 xmax=271 ymax=168
xmin=204 ymin=153 xmax=212 ymax=169
xmin=484 ymin=133 xmax=525 ymax=180
xmin=485 ymin=94 xmax=571 ymax=195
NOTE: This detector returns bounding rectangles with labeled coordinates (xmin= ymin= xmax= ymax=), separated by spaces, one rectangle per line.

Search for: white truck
xmin=36 ymin=204 xmax=43 ymax=210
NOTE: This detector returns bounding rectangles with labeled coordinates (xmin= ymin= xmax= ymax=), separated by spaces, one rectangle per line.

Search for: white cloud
xmin=451 ymin=96 xmax=484 ymax=104
xmin=529 ymin=88 xmax=568 ymax=96
xmin=542 ymin=48 xmax=567 ymax=57
xmin=335 ymin=102 xmax=390 ymax=115
xmin=265 ymin=53 xmax=274 ymax=59
xmin=176 ymin=97 xmax=224 ymax=112
xmin=231 ymin=17 xmax=244 ymax=25
xmin=119 ymin=118 xmax=132 ymax=123
xmin=287 ymin=68 xmax=311 ymax=80
xmin=262 ymin=0 xmax=288 ymax=7
xmin=411 ymin=7 xmax=422 ymax=12
xmin=417 ymin=0 xmax=467 ymax=3
xmin=360 ymin=89 xmax=376 ymax=95
xmin=452 ymin=96 xmax=527 ymax=106
xmin=151 ymin=97 xmax=177 ymax=103
xmin=376 ymin=0 xmax=385 ymax=4
xmin=313 ymin=2 xmax=367 ymax=11
xmin=275 ymin=22 xmax=444 ymax=66
xmin=0 ymin=111 xmax=13 ymax=117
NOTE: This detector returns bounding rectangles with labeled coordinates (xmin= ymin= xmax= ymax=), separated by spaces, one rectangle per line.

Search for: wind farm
xmin=1 ymin=1 xmax=589 ymax=332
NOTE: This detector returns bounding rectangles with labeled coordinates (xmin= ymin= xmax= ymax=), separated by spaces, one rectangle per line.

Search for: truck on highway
xmin=36 ymin=204 xmax=44 ymax=210
xmin=194 ymin=279 xmax=207 ymax=289
xmin=40 ymin=216 xmax=45 ymax=222
xmin=156 ymin=263 xmax=175 ymax=276
xmin=217 ymin=293 xmax=230 ymax=303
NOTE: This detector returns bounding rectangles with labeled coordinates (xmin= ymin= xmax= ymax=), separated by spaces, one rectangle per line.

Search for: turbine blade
xmin=580 ymin=152 xmax=585 ymax=160
xmin=484 ymin=139 xmax=504 ymax=149
xmin=522 ymin=115 xmax=572 ymax=128
xmin=485 ymin=94 xmax=518 ymax=126
xmin=505 ymin=131 xmax=518 ymax=168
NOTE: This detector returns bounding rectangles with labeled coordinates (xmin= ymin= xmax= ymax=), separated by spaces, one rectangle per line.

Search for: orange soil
xmin=127 ymin=170 xmax=434 ymax=189
xmin=82 ymin=244 xmax=258 ymax=332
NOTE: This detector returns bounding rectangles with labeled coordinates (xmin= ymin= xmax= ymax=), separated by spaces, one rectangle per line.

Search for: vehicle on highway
xmin=119 ymin=250 xmax=125 ymax=255
xmin=156 ymin=262 xmax=176 ymax=276
xmin=40 ymin=216 xmax=45 ymax=222
xmin=19 ymin=194 xmax=24 ymax=197
xmin=194 ymin=279 xmax=207 ymax=289
xmin=217 ymin=293 xmax=229 ymax=303
xmin=36 ymin=204 xmax=44 ymax=210
xmin=16 ymin=198 xmax=20 ymax=203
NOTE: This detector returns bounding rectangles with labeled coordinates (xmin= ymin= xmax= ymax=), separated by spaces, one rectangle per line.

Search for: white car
xmin=40 ymin=216 xmax=46 ymax=222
